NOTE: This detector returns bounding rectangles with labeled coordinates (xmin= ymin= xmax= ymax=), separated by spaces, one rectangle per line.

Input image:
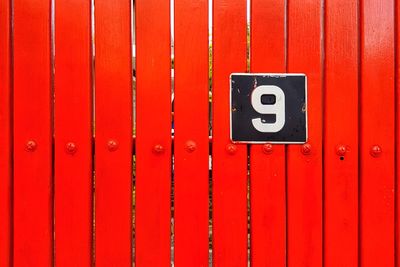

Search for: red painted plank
xmin=54 ymin=0 xmax=92 ymax=266
xmin=324 ymin=0 xmax=359 ymax=266
xmin=397 ymin=1 xmax=400 ymax=265
xmin=287 ymin=0 xmax=323 ymax=266
xmin=135 ymin=0 xmax=171 ymax=266
xmin=360 ymin=0 xmax=395 ymax=266
xmin=0 ymin=0 xmax=11 ymax=265
xmin=249 ymin=1 xmax=286 ymax=266
xmin=95 ymin=0 xmax=133 ymax=265
xmin=212 ymin=0 xmax=248 ymax=266
xmin=174 ymin=0 xmax=209 ymax=266
xmin=13 ymin=0 xmax=53 ymax=265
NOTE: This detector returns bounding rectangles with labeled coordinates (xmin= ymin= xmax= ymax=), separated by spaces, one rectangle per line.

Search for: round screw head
xmin=262 ymin=143 xmax=273 ymax=154
xmin=226 ymin=144 xmax=237 ymax=155
xmin=370 ymin=145 xmax=382 ymax=157
xmin=107 ymin=140 xmax=119 ymax=152
xmin=65 ymin=142 xmax=77 ymax=154
xmin=153 ymin=144 xmax=165 ymax=154
xmin=25 ymin=140 xmax=37 ymax=152
xmin=185 ymin=140 xmax=197 ymax=153
xmin=301 ymin=143 xmax=312 ymax=155
xmin=336 ymin=145 xmax=347 ymax=156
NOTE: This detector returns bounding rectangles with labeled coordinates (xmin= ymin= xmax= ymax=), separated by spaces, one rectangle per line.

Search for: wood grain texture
xmin=54 ymin=0 xmax=92 ymax=265
xmin=250 ymin=0 xmax=286 ymax=266
xmin=174 ymin=0 xmax=209 ymax=266
xmin=135 ymin=0 xmax=171 ymax=266
xmin=212 ymin=0 xmax=248 ymax=266
xmin=324 ymin=0 xmax=360 ymax=265
xmin=13 ymin=0 xmax=53 ymax=265
xmin=287 ymin=0 xmax=323 ymax=266
xmin=95 ymin=0 xmax=133 ymax=265
xmin=360 ymin=0 xmax=395 ymax=266
xmin=0 ymin=0 xmax=12 ymax=265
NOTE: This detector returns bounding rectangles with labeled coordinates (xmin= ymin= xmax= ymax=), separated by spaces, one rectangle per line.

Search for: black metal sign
xmin=230 ymin=73 xmax=307 ymax=143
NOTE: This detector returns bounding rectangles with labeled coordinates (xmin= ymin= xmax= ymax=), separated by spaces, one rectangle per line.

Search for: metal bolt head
xmin=226 ymin=144 xmax=237 ymax=155
xmin=301 ymin=143 xmax=312 ymax=155
xmin=262 ymin=143 xmax=273 ymax=154
xmin=336 ymin=145 xmax=347 ymax=156
xmin=185 ymin=140 xmax=197 ymax=153
xmin=65 ymin=142 xmax=77 ymax=154
xmin=370 ymin=145 xmax=382 ymax=157
xmin=25 ymin=140 xmax=37 ymax=152
xmin=153 ymin=144 xmax=165 ymax=154
xmin=107 ymin=140 xmax=119 ymax=152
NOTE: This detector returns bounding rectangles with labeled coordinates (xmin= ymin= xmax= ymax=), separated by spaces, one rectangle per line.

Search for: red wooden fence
xmin=0 ymin=0 xmax=399 ymax=266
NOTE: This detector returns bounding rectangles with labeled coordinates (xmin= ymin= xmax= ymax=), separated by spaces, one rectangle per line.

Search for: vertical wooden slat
xmin=13 ymin=0 xmax=53 ymax=265
xmin=360 ymin=0 xmax=395 ymax=266
xmin=54 ymin=0 xmax=92 ymax=265
xmin=0 ymin=0 xmax=12 ymax=265
xmin=324 ymin=0 xmax=359 ymax=265
xmin=249 ymin=1 xmax=286 ymax=266
xmin=397 ymin=0 xmax=400 ymax=264
xmin=95 ymin=0 xmax=133 ymax=265
xmin=174 ymin=0 xmax=209 ymax=266
xmin=287 ymin=0 xmax=323 ymax=266
xmin=135 ymin=0 xmax=171 ymax=266
xmin=212 ymin=0 xmax=248 ymax=266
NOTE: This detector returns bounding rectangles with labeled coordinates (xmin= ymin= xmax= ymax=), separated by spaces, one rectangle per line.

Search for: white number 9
xmin=251 ymin=85 xmax=285 ymax=133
